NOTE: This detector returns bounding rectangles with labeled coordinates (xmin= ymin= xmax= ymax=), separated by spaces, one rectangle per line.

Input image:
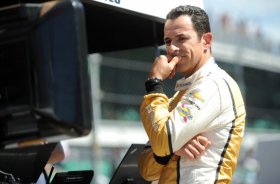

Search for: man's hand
xmin=148 ymin=55 xmax=180 ymax=80
xmin=174 ymin=135 xmax=211 ymax=160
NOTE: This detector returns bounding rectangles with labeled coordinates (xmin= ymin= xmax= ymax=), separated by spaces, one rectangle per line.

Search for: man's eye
xmin=178 ymin=37 xmax=187 ymax=42
xmin=165 ymin=40 xmax=171 ymax=46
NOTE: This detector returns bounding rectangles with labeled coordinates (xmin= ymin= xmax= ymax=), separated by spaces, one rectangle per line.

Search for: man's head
xmin=164 ymin=5 xmax=212 ymax=77
xmin=166 ymin=5 xmax=211 ymax=39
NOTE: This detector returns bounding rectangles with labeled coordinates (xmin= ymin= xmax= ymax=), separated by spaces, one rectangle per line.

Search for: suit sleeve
xmin=137 ymin=145 xmax=164 ymax=181
xmin=140 ymin=92 xmax=172 ymax=156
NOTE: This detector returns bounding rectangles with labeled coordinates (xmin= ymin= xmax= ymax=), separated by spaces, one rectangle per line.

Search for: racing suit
xmin=138 ymin=57 xmax=246 ymax=184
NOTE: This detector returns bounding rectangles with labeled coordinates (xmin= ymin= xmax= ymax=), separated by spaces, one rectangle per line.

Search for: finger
xmin=167 ymin=55 xmax=173 ymax=62
xmin=186 ymin=144 xmax=201 ymax=159
xmin=191 ymin=139 xmax=206 ymax=153
xmin=153 ymin=55 xmax=168 ymax=67
xmin=175 ymin=147 xmax=196 ymax=160
xmin=168 ymin=56 xmax=180 ymax=68
xmin=197 ymin=136 xmax=211 ymax=147
xmin=168 ymin=56 xmax=179 ymax=79
xmin=169 ymin=67 xmax=176 ymax=79
xmin=175 ymin=146 xmax=195 ymax=158
xmin=184 ymin=149 xmax=196 ymax=160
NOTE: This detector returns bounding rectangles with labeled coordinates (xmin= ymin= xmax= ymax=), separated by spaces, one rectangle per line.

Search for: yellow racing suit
xmin=138 ymin=58 xmax=246 ymax=184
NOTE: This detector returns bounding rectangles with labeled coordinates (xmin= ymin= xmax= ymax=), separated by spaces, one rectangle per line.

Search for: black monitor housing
xmin=0 ymin=0 xmax=92 ymax=146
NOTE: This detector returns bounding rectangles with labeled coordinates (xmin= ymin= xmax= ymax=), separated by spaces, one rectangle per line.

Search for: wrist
xmin=145 ymin=77 xmax=164 ymax=94
xmin=153 ymin=153 xmax=172 ymax=165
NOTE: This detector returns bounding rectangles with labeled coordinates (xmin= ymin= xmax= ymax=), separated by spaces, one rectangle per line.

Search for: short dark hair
xmin=166 ymin=5 xmax=211 ymax=39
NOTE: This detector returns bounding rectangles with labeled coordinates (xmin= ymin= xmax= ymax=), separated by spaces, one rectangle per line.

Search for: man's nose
xmin=168 ymin=43 xmax=180 ymax=56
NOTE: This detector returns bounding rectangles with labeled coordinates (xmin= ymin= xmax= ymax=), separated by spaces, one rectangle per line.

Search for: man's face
xmin=164 ymin=15 xmax=206 ymax=77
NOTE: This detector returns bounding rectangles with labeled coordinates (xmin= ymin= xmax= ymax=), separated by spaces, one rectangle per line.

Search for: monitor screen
xmin=0 ymin=0 xmax=92 ymax=146
xmin=109 ymin=144 xmax=149 ymax=184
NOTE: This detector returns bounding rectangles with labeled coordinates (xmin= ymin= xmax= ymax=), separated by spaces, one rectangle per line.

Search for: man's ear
xmin=202 ymin=32 xmax=212 ymax=50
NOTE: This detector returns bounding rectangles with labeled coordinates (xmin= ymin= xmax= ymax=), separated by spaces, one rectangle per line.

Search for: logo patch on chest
xmin=177 ymin=104 xmax=193 ymax=123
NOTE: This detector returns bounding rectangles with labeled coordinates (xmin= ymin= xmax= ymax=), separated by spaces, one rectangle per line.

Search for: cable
xmin=47 ymin=166 xmax=54 ymax=184
xmin=42 ymin=169 xmax=48 ymax=184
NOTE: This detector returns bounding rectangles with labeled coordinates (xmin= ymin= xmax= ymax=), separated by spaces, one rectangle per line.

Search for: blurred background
xmin=52 ymin=0 xmax=280 ymax=183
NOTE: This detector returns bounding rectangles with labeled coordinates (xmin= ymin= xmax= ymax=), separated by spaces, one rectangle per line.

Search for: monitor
xmin=109 ymin=144 xmax=150 ymax=184
xmin=0 ymin=143 xmax=57 ymax=183
xmin=0 ymin=0 xmax=92 ymax=146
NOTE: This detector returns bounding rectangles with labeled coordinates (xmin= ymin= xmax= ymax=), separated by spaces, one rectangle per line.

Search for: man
xmin=138 ymin=5 xmax=246 ymax=184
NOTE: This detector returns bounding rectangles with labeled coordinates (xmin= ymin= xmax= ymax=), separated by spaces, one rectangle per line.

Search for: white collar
xmin=174 ymin=57 xmax=217 ymax=91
